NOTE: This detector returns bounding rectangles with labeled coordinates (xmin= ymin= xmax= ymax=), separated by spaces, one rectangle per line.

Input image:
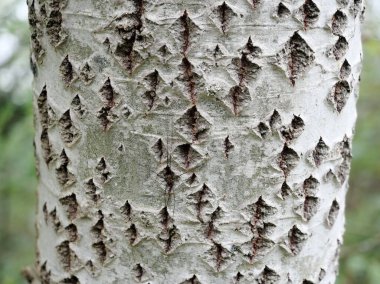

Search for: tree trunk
xmin=27 ymin=0 xmax=364 ymax=283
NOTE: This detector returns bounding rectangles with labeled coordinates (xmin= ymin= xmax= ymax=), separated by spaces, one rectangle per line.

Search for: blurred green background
xmin=0 ymin=0 xmax=379 ymax=283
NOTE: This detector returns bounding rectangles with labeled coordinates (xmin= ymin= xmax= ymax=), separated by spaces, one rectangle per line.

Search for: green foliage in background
xmin=0 ymin=0 xmax=379 ymax=283
xmin=0 ymin=1 xmax=36 ymax=283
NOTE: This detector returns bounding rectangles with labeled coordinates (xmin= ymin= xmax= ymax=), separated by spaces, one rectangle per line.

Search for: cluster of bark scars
xmin=39 ymin=148 xmax=116 ymax=282
xmin=28 ymin=0 xmax=363 ymax=282
xmin=36 ymin=90 xmax=351 ymax=282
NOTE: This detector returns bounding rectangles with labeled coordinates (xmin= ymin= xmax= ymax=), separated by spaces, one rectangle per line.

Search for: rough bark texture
xmin=28 ymin=0 xmax=364 ymax=283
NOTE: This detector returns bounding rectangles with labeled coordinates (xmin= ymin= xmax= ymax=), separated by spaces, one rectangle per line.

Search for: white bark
xmin=28 ymin=0 xmax=364 ymax=283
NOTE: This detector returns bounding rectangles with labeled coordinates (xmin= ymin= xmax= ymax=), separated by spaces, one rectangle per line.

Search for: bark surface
xmin=28 ymin=0 xmax=364 ymax=283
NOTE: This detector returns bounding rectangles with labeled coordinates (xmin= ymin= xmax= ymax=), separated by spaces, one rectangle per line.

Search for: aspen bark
xmin=28 ymin=0 xmax=364 ymax=283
